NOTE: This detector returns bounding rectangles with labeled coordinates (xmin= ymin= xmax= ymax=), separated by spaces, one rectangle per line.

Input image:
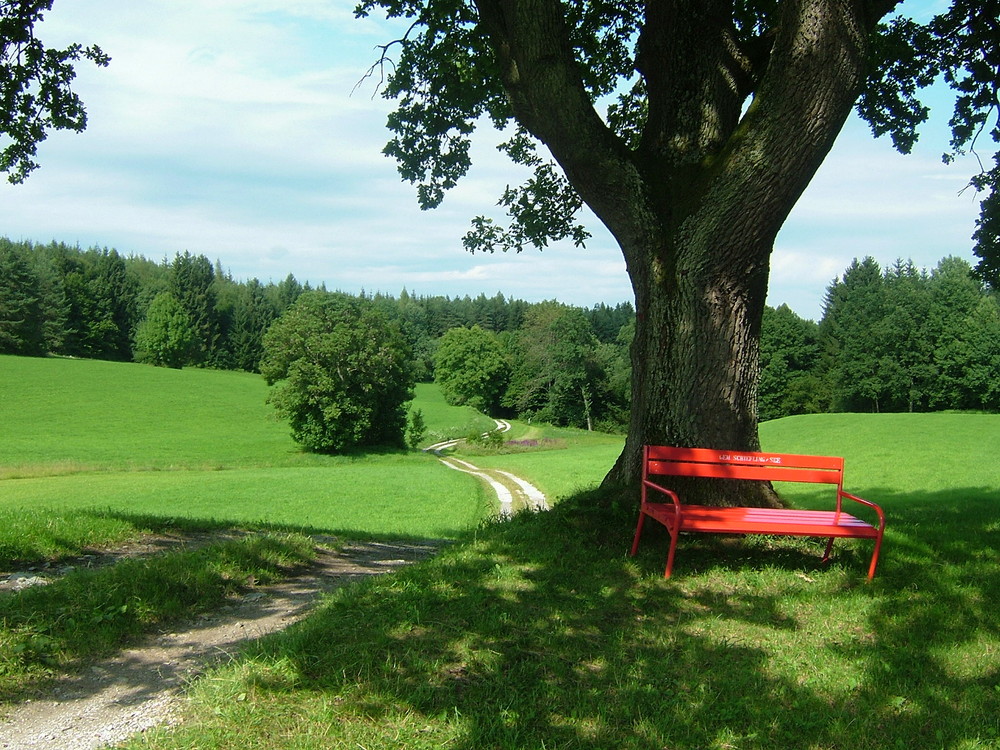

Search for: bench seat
xmin=642 ymin=500 xmax=881 ymax=539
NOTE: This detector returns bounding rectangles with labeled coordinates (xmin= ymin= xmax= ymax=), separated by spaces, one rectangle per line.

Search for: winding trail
xmin=0 ymin=422 xmax=546 ymax=748
xmin=426 ymin=419 xmax=549 ymax=517
xmin=0 ymin=539 xmax=440 ymax=750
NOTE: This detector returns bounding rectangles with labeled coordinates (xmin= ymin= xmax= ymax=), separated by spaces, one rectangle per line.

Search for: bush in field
xmin=133 ymin=291 xmax=197 ymax=368
xmin=406 ymin=408 xmax=427 ymax=449
xmin=260 ymin=291 xmax=414 ymax=453
xmin=433 ymin=324 xmax=510 ymax=413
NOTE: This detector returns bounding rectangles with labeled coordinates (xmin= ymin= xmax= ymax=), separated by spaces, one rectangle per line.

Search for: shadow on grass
xmin=167 ymin=485 xmax=1000 ymax=750
xmin=0 ymin=533 xmax=316 ymax=702
xmin=0 ymin=507 xmax=454 ymax=571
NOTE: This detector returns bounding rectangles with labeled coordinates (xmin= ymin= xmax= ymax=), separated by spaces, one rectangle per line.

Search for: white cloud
xmin=2 ymin=1 xmax=988 ymax=321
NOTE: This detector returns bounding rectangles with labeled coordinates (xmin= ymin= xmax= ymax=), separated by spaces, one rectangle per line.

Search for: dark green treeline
xmin=2 ymin=238 xmax=998 ymax=426
xmin=761 ymin=256 xmax=1000 ymax=417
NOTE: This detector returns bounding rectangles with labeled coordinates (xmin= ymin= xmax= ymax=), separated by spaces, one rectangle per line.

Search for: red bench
xmin=629 ymin=446 xmax=886 ymax=580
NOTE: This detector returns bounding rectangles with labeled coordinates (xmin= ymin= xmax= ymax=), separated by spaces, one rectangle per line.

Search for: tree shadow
xmin=192 ymin=485 xmax=1000 ymax=749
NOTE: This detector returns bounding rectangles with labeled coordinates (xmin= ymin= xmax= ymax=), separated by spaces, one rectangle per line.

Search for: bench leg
xmin=664 ymin=528 xmax=679 ymax=579
xmin=867 ymin=532 xmax=884 ymax=581
xmin=630 ymin=512 xmax=647 ymax=557
xmin=631 ymin=511 xmax=678 ymax=579
xmin=821 ymin=537 xmax=835 ymax=564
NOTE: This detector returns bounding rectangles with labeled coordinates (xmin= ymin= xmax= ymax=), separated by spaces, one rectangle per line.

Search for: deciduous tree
xmin=357 ymin=0 xmax=999 ymax=505
xmin=1 ymin=0 xmax=109 ymax=182
xmin=260 ymin=291 xmax=415 ymax=453
xmin=433 ymin=324 xmax=510 ymax=413
xmin=505 ymin=302 xmax=603 ymax=429
xmin=133 ymin=291 xmax=197 ymax=369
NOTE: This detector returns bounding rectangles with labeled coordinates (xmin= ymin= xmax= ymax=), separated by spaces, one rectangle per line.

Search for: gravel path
xmin=0 ymin=539 xmax=441 ymax=750
xmin=426 ymin=420 xmax=550 ymax=516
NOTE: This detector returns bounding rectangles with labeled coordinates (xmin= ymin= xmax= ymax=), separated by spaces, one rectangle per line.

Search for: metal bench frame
xmin=630 ymin=446 xmax=886 ymax=580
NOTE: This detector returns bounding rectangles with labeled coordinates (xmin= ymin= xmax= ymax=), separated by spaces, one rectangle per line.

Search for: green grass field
xmin=0 ymin=357 xmax=519 ymax=544
xmin=2 ymin=354 xmax=999 ymax=749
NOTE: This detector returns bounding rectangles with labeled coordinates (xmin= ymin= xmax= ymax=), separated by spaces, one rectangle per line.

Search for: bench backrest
xmin=643 ymin=446 xmax=845 ymax=489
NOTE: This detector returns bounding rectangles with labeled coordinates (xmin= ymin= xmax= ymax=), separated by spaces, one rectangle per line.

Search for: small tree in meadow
xmin=260 ymin=291 xmax=414 ymax=454
xmin=133 ymin=291 xmax=196 ymax=369
xmin=433 ymin=325 xmax=510 ymax=413
xmin=406 ymin=408 xmax=427 ymax=450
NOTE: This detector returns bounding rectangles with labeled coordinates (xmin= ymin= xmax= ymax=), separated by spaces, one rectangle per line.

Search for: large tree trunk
xmin=605 ymin=227 xmax=776 ymax=506
xmin=475 ymin=0 xmax=887 ymax=505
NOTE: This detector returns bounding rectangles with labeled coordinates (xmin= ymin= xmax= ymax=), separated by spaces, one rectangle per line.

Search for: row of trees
xmin=431 ymin=255 xmax=1000 ymax=430
xmin=434 ymin=303 xmax=633 ymax=432
xmin=761 ymin=256 xmax=1000 ymax=418
xmin=0 ymin=238 xmax=636 ymax=437
xmin=0 ymin=238 xmax=633 ymax=374
xmin=4 ymin=236 xmax=998 ymax=448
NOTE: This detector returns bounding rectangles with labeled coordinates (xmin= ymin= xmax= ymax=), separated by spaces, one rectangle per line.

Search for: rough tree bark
xmin=473 ymin=0 xmax=888 ymax=505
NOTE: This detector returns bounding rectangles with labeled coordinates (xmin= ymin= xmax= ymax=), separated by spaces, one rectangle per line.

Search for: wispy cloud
xmin=1 ymin=1 xmax=986 ymax=317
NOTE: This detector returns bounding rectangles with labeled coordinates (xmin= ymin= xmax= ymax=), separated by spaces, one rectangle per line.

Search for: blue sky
xmin=0 ymin=0 xmax=986 ymax=321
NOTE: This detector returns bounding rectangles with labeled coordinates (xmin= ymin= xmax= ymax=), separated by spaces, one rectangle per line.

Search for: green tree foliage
xmin=356 ymin=0 xmax=999 ymax=503
xmin=26 ymin=247 xmax=68 ymax=353
xmin=926 ymin=257 xmax=999 ymax=410
xmin=260 ymin=291 xmax=415 ymax=453
xmin=169 ymin=252 xmax=220 ymax=366
xmin=821 ymin=257 xmax=890 ymax=411
xmin=878 ymin=260 xmax=935 ymax=412
xmin=84 ymin=249 xmax=137 ymax=361
xmin=758 ymin=305 xmax=823 ymax=421
xmin=39 ymin=244 xmax=139 ymax=360
xmin=269 ymin=273 xmax=304 ymax=315
xmin=133 ymin=291 xmax=196 ymax=369
xmin=406 ymin=407 xmax=427 ymax=449
xmin=0 ymin=1 xmax=109 ymax=183
xmin=433 ymin=324 xmax=510 ymax=413
xmin=0 ymin=239 xmax=45 ymax=355
xmin=228 ymin=278 xmax=276 ymax=373
xmin=593 ymin=317 xmax=634 ymax=431
xmin=585 ymin=302 xmax=636 ymax=344
xmin=818 ymin=255 xmax=1000 ymax=414
xmin=505 ymin=302 xmax=605 ymax=429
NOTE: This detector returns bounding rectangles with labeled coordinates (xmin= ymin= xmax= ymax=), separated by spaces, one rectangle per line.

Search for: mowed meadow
xmin=2 ymin=354 xmax=1000 ymax=749
xmin=0 ymin=355 xmax=568 ymax=543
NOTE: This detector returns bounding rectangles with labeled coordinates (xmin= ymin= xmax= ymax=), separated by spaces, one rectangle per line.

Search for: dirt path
xmin=0 ymin=539 xmax=441 ymax=750
xmin=427 ymin=420 xmax=550 ymax=517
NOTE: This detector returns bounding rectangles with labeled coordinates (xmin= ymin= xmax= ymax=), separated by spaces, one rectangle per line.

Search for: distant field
xmin=0 ymin=356 xmax=624 ymax=543
xmin=0 ymin=356 xmax=499 ymax=539
xmin=1 ymin=355 xmax=300 ymax=474
xmin=760 ymin=412 xmax=1000 ymax=503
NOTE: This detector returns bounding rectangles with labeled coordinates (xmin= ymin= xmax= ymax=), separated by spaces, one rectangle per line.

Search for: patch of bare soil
xmin=0 ymin=538 xmax=441 ymax=750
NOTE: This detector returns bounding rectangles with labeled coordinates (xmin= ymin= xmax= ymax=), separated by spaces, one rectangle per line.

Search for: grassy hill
xmin=2 ymin=354 xmax=999 ymax=748
xmin=0 ymin=356 xmax=510 ymax=545
xmin=0 ymin=356 xmax=620 ymax=545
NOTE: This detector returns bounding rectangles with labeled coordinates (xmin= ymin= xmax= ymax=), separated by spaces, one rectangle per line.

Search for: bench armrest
xmin=840 ymin=491 xmax=887 ymax=531
xmin=642 ymin=478 xmax=681 ymax=508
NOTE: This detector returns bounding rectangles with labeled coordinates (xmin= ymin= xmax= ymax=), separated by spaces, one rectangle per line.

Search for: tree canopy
xmin=356 ymin=0 xmax=999 ymax=503
xmin=433 ymin=324 xmax=510 ymax=413
xmin=1 ymin=0 xmax=109 ymax=183
xmin=358 ymin=0 xmax=998 ymax=280
xmin=260 ymin=291 xmax=415 ymax=454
